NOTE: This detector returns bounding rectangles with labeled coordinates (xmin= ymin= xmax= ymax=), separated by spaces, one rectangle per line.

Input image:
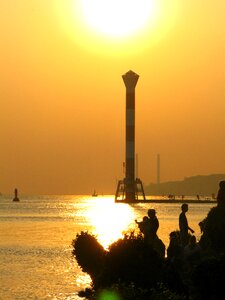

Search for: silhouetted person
xmin=167 ymin=231 xmax=183 ymax=264
xmin=146 ymin=209 xmax=165 ymax=257
xmin=179 ymin=204 xmax=194 ymax=247
xmin=217 ymin=180 xmax=225 ymax=206
xmin=135 ymin=216 xmax=149 ymax=236
xmin=137 ymin=210 xmax=164 ymax=257
xmin=147 ymin=209 xmax=159 ymax=241
xmin=184 ymin=235 xmax=201 ymax=268
xmin=198 ymin=219 xmax=211 ymax=252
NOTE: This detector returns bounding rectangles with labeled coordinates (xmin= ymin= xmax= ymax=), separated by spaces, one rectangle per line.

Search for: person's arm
xmin=188 ymin=226 xmax=194 ymax=233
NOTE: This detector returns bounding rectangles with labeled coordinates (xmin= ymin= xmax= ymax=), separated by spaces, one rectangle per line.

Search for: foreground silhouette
xmin=73 ymin=181 xmax=225 ymax=299
xmin=73 ymin=231 xmax=186 ymax=299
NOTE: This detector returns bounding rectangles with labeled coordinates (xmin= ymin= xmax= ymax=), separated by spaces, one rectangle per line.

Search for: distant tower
xmin=115 ymin=70 xmax=145 ymax=202
xmin=157 ymin=154 xmax=160 ymax=184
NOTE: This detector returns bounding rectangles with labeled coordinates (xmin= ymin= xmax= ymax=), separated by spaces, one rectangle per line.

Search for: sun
xmin=55 ymin=0 xmax=180 ymax=56
xmin=78 ymin=0 xmax=158 ymax=39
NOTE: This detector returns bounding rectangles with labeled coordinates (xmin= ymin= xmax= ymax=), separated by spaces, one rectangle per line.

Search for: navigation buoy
xmin=13 ymin=188 xmax=20 ymax=202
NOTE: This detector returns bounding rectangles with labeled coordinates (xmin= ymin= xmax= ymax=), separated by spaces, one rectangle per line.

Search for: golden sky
xmin=0 ymin=0 xmax=225 ymax=194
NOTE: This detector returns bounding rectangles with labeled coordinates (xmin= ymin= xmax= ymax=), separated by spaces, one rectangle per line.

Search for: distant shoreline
xmin=116 ymin=199 xmax=216 ymax=204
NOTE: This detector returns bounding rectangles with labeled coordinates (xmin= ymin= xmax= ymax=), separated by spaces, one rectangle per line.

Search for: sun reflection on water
xmin=85 ymin=197 xmax=134 ymax=249
xmin=75 ymin=272 xmax=91 ymax=289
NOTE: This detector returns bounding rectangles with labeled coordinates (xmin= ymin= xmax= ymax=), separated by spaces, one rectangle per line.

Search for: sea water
xmin=0 ymin=195 xmax=215 ymax=299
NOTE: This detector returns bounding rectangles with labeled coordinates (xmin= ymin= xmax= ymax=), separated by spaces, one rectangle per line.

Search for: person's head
xmin=169 ymin=231 xmax=177 ymax=239
xmin=148 ymin=209 xmax=156 ymax=218
xmin=219 ymin=181 xmax=225 ymax=191
xmin=143 ymin=216 xmax=149 ymax=222
xmin=181 ymin=203 xmax=188 ymax=212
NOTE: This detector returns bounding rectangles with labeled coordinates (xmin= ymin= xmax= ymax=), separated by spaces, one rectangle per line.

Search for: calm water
xmin=0 ymin=195 xmax=215 ymax=299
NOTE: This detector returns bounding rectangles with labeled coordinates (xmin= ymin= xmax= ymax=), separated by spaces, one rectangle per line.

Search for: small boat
xmin=92 ymin=190 xmax=98 ymax=197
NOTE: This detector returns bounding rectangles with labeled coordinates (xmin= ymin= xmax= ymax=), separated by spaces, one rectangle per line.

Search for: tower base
xmin=115 ymin=178 xmax=146 ymax=203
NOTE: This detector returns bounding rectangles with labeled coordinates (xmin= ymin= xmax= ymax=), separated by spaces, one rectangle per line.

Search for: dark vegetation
xmin=72 ymin=204 xmax=225 ymax=299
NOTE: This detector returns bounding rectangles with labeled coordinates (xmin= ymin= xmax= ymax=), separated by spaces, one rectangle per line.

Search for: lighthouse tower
xmin=115 ymin=70 xmax=145 ymax=202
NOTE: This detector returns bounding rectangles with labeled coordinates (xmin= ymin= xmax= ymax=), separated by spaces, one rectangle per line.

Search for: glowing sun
xmin=78 ymin=0 xmax=157 ymax=38
xmin=55 ymin=0 xmax=180 ymax=56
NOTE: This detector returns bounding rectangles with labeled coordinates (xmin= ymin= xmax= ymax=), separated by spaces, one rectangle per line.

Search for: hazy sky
xmin=0 ymin=0 xmax=225 ymax=194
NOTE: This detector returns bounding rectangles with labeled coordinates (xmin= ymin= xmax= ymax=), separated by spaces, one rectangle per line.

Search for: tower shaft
xmin=123 ymin=71 xmax=138 ymax=202
xmin=125 ymin=84 xmax=136 ymax=200
xmin=115 ymin=70 xmax=145 ymax=202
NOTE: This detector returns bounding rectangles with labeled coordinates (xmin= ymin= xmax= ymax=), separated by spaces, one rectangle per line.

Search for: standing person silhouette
xmin=217 ymin=180 xmax=225 ymax=206
xmin=146 ymin=209 xmax=159 ymax=243
xmin=179 ymin=203 xmax=194 ymax=247
xmin=146 ymin=209 xmax=165 ymax=257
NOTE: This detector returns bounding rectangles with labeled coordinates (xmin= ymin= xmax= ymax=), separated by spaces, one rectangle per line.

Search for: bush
xmin=72 ymin=232 xmax=163 ymax=290
xmin=72 ymin=231 xmax=105 ymax=285
xmin=101 ymin=232 xmax=163 ymax=288
xmin=191 ymin=254 xmax=225 ymax=299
